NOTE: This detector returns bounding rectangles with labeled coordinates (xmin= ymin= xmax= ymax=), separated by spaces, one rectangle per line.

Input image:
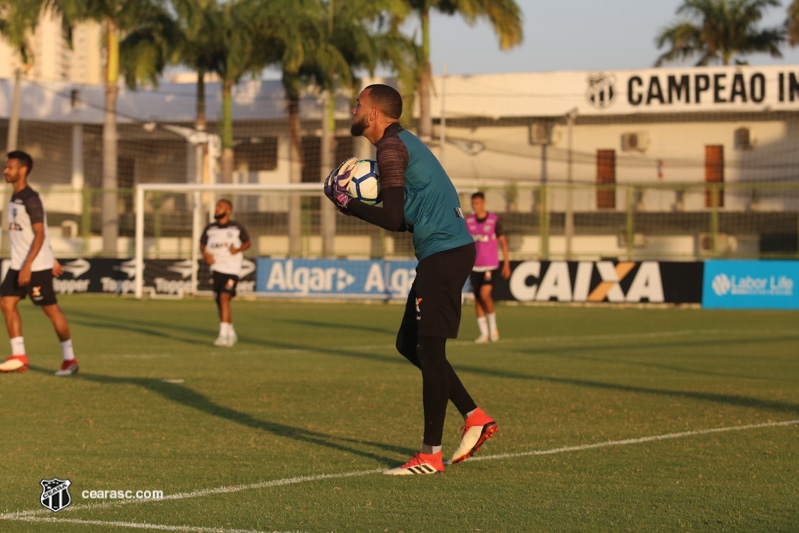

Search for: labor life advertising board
xmin=702 ymin=260 xmax=798 ymax=310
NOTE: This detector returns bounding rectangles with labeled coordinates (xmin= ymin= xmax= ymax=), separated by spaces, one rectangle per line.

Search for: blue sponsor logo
xmin=255 ymin=258 xmax=417 ymax=299
xmin=702 ymin=260 xmax=798 ymax=309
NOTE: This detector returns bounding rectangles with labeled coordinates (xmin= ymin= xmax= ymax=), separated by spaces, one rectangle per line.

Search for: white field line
xmin=3 ymin=469 xmax=383 ymax=520
xmin=463 ymin=418 xmax=799 ymax=463
xmin=10 ymin=517 xmax=289 ymax=533
xmin=4 ymin=419 xmax=797 ymax=524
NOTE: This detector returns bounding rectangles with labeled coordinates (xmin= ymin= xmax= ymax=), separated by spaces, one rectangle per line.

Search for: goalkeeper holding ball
xmin=324 ymin=84 xmax=498 ymax=475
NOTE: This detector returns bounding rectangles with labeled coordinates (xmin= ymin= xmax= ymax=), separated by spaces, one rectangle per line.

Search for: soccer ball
xmin=345 ymin=159 xmax=381 ymax=205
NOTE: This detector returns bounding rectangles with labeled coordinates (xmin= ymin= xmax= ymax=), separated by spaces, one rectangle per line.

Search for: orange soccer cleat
xmin=450 ymin=407 xmax=498 ymax=464
xmin=383 ymin=451 xmax=445 ymax=475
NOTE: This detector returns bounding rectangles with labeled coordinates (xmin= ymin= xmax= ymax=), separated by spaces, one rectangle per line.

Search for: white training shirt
xmin=199 ymin=221 xmax=250 ymax=276
xmin=7 ymin=185 xmax=55 ymax=272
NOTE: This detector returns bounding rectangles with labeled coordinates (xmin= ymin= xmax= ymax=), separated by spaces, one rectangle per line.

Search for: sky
xmin=422 ymin=0 xmax=799 ymax=75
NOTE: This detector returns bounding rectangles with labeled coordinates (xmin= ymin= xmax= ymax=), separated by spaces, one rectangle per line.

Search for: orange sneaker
xmin=450 ymin=407 xmax=498 ymax=464
xmin=383 ymin=452 xmax=445 ymax=475
xmin=55 ymin=359 xmax=79 ymax=376
xmin=0 ymin=355 xmax=29 ymax=373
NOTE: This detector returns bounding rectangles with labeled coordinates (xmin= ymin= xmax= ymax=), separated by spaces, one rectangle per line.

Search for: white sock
xmin=477 ymin=316 xmax=488 ymax=337
xmin=228 ymin=323 xmax=236 ymax=336
xmin=422 ymin=444 xmax=442 ymax=455
xmin=10 ymin=336 xmax=25 ymax=356
xmin=487 ymin=313 xmax=498 ymax=333
xmin=61 ymin=339 xmax=75 ymax=361
xmin=219 ymin=322 xmax=230 ymax=336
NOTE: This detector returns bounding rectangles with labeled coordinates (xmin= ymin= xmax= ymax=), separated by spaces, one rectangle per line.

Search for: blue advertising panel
xmin=255 ymin=258 xmax=418 ymax=299
xmin=702 ymin=260 xmax=799 ymax=310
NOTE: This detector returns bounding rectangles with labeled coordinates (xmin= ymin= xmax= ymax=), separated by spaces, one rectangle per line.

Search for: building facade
xmin=0 ymin=6 xmax=103 ymax=84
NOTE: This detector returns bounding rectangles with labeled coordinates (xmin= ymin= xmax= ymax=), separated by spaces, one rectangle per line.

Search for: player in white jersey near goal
xmin=0 ymin=151 xmax=79 ymax=375
xmin=200 ymin=199 xmax=250 ymax=347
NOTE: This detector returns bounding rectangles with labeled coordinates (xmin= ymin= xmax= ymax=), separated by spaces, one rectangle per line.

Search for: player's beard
xmin=350 ymin=115 xmax=368 ymax=137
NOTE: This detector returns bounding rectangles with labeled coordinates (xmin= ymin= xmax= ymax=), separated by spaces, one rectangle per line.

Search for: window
xmin=704 ymin=145 xmax=724 ymax=208
xmin=234 ymin=137 xmax=278 ymax=172
xmin=301 ymin=135 xmax=356 ymax=183
xmin=596 ymin=150 xmax=616 ymax=209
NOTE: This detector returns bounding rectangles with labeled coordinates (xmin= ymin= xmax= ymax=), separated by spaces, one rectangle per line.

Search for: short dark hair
xmin=218 ymin=198 xmax=232 ymax=210
xmin=365 ymin=84 xmax=402 ymax=120
xmin=7 ymin=150 xmax=33 ymax=174
xmin=471 ymin=192 xmax=485 ymax=200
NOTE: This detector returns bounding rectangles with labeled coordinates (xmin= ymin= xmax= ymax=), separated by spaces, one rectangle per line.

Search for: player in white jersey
xmin=200 ymin=199 xmax=250 ymax=347
xmin=0 ymin=151 xmax=78 ymax=375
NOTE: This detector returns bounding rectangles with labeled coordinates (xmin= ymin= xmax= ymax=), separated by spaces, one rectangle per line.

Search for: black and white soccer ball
xmin=345 ymin=159 xmax=381 ymax=205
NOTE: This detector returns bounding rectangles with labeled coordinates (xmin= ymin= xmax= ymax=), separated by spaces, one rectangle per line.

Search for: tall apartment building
xmin=0 ymin=7 xmax=103 ymax=85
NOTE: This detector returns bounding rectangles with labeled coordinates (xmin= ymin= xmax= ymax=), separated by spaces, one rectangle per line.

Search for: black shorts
xmin=0 ymin=269 xmax=58 ymax=306
xmin=212 ymin=271 xmax=239 ymax=298
xmin=398 ymin=243 xmax=476 ymax=340
xmin=470 ymin=269 xmax=497 ymax=294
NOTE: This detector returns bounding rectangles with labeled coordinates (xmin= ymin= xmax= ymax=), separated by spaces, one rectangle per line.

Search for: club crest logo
xmin=226 ymin=279 xmax=236 ymax=289
xmin=40 ymin=478 xmax=72 ymax=513
xmin=586 ymin=73 xmax=616 ymax=109
xmin=415 ymin=297 xmax=423 ymax=320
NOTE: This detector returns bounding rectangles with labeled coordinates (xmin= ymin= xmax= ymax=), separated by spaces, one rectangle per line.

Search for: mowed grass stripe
xmin=5 ymin=419 xmax=796 ymax=522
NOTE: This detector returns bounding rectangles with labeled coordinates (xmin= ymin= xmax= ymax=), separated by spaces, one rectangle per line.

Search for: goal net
xmin=132 ymin=182 xmax=416 ymax=299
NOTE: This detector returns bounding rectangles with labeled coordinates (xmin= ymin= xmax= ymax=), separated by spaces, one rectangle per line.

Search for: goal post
xmin=134 ymin=182 xmax=323 ymax=299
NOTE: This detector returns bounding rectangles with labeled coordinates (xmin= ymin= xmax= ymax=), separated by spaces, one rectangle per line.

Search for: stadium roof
xmin=1 ymin=64 xmax=796 ymax=125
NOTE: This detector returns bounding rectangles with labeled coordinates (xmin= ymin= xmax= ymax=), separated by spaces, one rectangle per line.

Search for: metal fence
xmin=2 ymin=182 xmax=797 ymax=261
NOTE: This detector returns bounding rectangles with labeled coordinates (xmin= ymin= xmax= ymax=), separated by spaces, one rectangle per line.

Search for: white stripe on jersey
xmin=7 ymin=187 xmax=55 ymax=272
xmin=200 ymin=222 xmax=249 ymax=276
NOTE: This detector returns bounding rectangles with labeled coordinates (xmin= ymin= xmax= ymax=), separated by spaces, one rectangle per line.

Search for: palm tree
xmin=0 ymin=0 xmax=45 ymax=71
xmin=277 ymin=0 xmax=415 ymax=255
xmin=45 ymin=0 xmax=167 ymax=254
xmin=402 ymin=0 xmax=523 ymax=140
xmin=655 ymin=0 xmax=785 ymax=66
xmin=196 ymin=0 xmax=303 ymax=183
xmin=789 ymin=0 xmax=799 ymax=45
xmin=120 ymin=0 xmax=218 ymax=192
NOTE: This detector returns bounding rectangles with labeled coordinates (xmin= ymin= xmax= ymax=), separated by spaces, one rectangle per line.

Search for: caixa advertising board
xmin=491 ymin=261 xmax=703 ymax=304
xmin=702 ymin=260 xmax=799 ymax=310
xmin=254 ymin=258 xmax=703 ymax=304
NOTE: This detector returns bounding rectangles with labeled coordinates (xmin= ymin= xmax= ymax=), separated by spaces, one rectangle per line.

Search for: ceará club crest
xmin=586 ymin=73 xmax=616 ymax=109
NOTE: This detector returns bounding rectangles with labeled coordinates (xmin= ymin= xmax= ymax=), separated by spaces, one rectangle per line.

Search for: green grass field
xmin=0 ymin=295 xmax=797 ymax=532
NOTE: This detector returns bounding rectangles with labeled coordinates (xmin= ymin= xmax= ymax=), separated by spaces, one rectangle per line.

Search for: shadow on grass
xmin=70 ymin=318 xmax=210 ymax=347
xmin=533 ymin=351 xmax=791 ymax=383
xmin=28 ymin=365 xmax=413 ymax=464
xmin=58 ymin=311 xmax=799 ymax=426
xmin=521 ymin=335 xmax=799 ymax=361
xmin=247 ymin=334 xmax=799 ymax=418
xmin=68 ymin=309 xmax=253 ymax=346
xmin=278 ymin=318 xmax=395 ymax=336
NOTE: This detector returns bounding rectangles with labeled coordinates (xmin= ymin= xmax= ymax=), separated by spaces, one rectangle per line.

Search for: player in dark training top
xmin=324 ymin=84 xmax=498 ymax=475
xmin=200 ymin=199 xmax=250 ymax=347
xmin=0 ymin=151 xmax=79 ymax=375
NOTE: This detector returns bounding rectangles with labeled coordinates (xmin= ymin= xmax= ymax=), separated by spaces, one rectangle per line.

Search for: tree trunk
xmin=418 ymin=10 xmax=433 ymax=141
xmin=195 ymin=69 xmax=207 ymax=132
xmin=321 ymin=90 xmax=336 ymax=257
xmin=102 ymin=17 xmax=119 ymax=255
xmin=221 ymin=78 xmax=234 ymax=183
xmin=287 ymin=92 xmax=303 ymax=257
